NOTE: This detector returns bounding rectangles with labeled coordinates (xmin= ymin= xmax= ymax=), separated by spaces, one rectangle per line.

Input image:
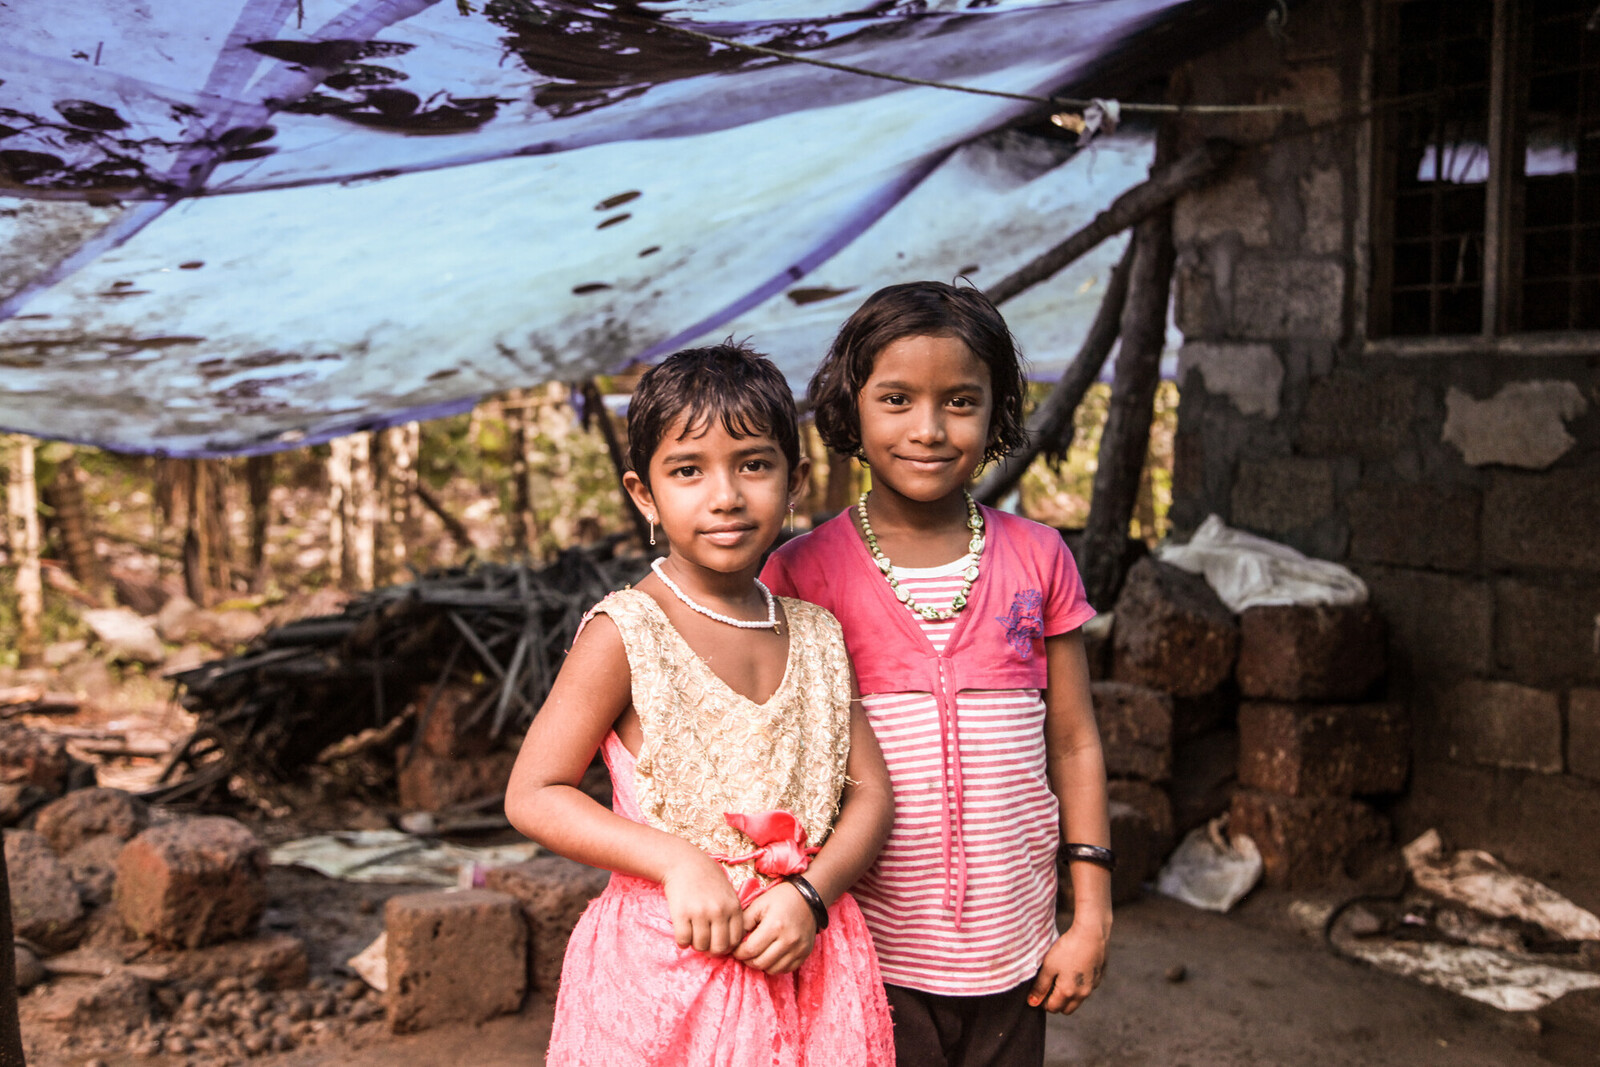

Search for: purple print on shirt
xmin=995 ymin=589 xmax=1045 ymax=658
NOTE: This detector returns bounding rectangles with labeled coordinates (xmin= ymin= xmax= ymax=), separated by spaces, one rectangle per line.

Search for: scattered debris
xmin=1155 ymin=817 xmax=1262 ymax=913
xmin=268 ymin=830 xmax=540 ymax=886
xmin=1403 ymin=829 xmax=1600 ymax=943
xmin=160 ymin=549 xmax=646 ymax=805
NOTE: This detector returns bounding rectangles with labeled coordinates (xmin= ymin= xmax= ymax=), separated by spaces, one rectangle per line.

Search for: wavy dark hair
xmin=626 ymin=341 xmax=800 ymax=486
xmin=807 ymin=281 xmax=1028 ymax=465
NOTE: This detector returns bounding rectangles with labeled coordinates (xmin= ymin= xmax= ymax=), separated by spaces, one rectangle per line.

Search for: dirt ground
xmin=29 ymin=882 xmax=1590 ymax=1067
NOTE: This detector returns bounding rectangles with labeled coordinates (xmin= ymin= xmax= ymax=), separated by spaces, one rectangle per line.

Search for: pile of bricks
xmin=1097 ymin=557 xmax=1409 ymax=894
xmin=381 ymin=855 xmax=608 ymax=1033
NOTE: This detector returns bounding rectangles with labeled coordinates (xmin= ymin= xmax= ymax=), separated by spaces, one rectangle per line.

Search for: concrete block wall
xmin=1166 ymin=0 xmax=1600 ymax=910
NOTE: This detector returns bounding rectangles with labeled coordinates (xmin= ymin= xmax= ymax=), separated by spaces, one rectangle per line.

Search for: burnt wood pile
xmin=157 ymin=547 xmax=649 ymax=805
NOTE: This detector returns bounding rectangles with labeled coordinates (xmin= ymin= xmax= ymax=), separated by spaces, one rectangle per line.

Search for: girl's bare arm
xmin=503 ymin=614 xmax=745 ymax=955
xmin=1031 ymin=629 xmax=1113 ymax=1014
xmin=735 ymin=682 xmax=893 ymax=973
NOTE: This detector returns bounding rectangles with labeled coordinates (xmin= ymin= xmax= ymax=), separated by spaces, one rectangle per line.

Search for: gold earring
xmin=648 ymin=516 xmax=656 ymax=546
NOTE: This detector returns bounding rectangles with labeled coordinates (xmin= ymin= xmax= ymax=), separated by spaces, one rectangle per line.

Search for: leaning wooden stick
xmin=986 ymin=137 xmax=1234 ymax=307
xmin=974 ymin=239 xmax=1135 ymax=505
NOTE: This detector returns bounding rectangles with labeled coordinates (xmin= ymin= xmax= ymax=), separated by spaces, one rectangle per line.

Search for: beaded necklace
xmin=650 ymin=557 xmax=780 ymax=633
xmin=856 ymin=490 xmax=985 ymax=621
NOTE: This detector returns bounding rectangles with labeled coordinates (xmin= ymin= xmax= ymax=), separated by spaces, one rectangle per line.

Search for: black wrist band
xmin=1059 ymin=843 xmax=1117 ymax=872
xmin=788 ymin=875 xmax=830 ymax=932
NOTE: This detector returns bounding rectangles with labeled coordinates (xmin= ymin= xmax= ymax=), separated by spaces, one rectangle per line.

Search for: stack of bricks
xmin=396 ymin=684 xmax=520 ymax=812
xmin=1228 ymin=603 xmax=1408 ymax=889
xmin=1098 ymin=558 xmax=1240 ymax=898
xmin=1100 ymin=556 xmax=1409 ymax=893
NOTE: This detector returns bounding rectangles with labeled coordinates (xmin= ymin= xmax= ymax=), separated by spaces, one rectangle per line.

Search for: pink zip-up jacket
xmin=762 ymin=505 xmax=1096 ymax=921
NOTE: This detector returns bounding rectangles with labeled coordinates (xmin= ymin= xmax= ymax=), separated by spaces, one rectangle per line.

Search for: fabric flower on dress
xmin=712 ymin=810 xmax=820 ymax=907
xmin=994 ymin=589 xmax=1045 ymax=659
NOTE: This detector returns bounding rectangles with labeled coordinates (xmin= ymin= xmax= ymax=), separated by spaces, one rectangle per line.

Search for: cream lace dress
xmin=545 ymin=588 xmax=894 ymax=1067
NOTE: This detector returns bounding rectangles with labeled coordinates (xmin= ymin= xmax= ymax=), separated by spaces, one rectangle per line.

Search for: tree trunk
xmin=183 ymin=460 xmax=212 ymax=606
xmin=246 ymin=454 xmax=273 ymax=593
xmin=205 ymin=460 xmax=233 ymax=595
xmin=375 ymin=423 xmax=421 ymax=583
xmin=0 ymin=837 xmax=24 ymax=1067
xmin=504 ymin=390 xmax=540 ymax=557
xmin=1079 ymin=196 xmax=1176 ymax=610
xmin=974 ymin=239 xmax=1136 ymax=505
xmin=49 ymin=451 xmax=101 ymax=595
xmin=579 ymin=380 xmax=652 ymax=548
xmin=337 ymin=436 xmax=377 ymax=591
xmin=327 ymin=438 xmax=351 ymax=589
xmin=6 ymin=437 xmax=44 ymax=670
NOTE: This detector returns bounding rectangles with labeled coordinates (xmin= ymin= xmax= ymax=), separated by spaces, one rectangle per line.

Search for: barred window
xmin=1372 ymin=0 xmax=1600 ymax=337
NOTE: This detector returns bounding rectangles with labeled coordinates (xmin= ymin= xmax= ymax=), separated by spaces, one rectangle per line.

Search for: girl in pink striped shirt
xmin=763 ymin=282 xmax=1113 ymax=1067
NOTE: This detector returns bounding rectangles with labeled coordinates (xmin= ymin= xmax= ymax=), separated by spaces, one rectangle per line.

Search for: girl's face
xmin=856 ymin=333 xmax=992 ymax=505
xmin=624 ymin=414 xmax=805 ymax=577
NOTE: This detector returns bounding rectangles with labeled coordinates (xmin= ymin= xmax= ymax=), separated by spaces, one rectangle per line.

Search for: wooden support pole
xmin=580 ymin=379 xmax=653 ymax=549
xmin=1079 ymin=195 xmax=1176 ymax=610
xmin=986 ymin=138 xmax=1234 ymax=307
xmin=49 ymin=451 xmax=101 ymax=595
xmin=974 ymin=238 xmax=1136 ymax=505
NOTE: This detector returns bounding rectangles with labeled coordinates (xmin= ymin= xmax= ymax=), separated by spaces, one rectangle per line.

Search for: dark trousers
xmin=886 ymin=980 xmax=1045 ymax=1067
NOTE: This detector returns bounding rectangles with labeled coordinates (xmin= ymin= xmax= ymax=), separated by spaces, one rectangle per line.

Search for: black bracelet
xmin=788 ymin=875 xmax=830 ymax=932
xmin=1059 ymin=842 xmax=1117 ymax=872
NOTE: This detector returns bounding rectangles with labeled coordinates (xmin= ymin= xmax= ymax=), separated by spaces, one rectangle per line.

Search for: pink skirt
xmin=547 ymin=874 xmax=894 ymax=1067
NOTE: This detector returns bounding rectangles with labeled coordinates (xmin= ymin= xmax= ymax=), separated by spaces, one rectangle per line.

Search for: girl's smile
xmin=856 ymin=333 xmax=993 ymax=510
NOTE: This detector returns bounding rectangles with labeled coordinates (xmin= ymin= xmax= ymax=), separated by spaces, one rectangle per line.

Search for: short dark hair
xmin=626 ymin=341 xmax=801 ymax=486
xmin=808 ymin=281 xmax=1028 ymax=464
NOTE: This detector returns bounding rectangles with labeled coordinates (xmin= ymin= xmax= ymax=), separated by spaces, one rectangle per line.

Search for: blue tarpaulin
xmin=0 ymin=1 xmax=1233 ymax=455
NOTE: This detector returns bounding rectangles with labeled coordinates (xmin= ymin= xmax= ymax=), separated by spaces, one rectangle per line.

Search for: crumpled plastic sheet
xmin=1155 ymin=817 xmax=1262 ymax=913
xmin=1156 ymin=513 xmax=1369 ymax=613
xmin=268 ymin=829 xmax=540 ymax=886
xmin=1326 ymin=830 xmax=1600 ymax=1013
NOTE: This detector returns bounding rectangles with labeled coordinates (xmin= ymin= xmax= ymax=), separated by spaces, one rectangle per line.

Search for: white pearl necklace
xmin=650 ymin=557 xmax=780 ymax=632
xmin=857 ymin=490 xmax=985 ymax=621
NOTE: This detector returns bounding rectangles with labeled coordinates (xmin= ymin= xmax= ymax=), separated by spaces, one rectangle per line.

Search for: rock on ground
xmin=35 ymin=786 xmax=151 ymax=853
xmin=385 ymin=889 xmax=527 ymax=1033
xmin=115 ymin=816 xmax=268 ymax=948
xmin=5 ymin=828 xmax=85 ymax=952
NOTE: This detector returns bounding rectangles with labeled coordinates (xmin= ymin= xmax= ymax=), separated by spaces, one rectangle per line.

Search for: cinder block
xmin=1356 ymin=565 xmax=1494 ymax=678
xmin=1229 ymin=790 xmax=1389 ymax=889
xmin=1108 ymin=802 xmax=1158 ymax=904
xmin=1568 ymin=688 xmax=1600 ymax=783
xmin=1229 ymin=257 xmax=1345 ymax=340
xmin=1484 ymin=468 xmax=1600 ymax=573
xmin=1236 ymin=604 xmax=1386 ymax=702
xmin=1295 ymin=373 xmax=1419 ymax=460
xmin=1494 ymin=579 xmax=1600 ymax=686
xmin=1238 ymin=701 xmax=1409 ymax=797
xmin=1111 ymin=559 xmax=1239 ymax=698
xmin=1230 ymin=457 xmax=1337 ymax=535
xmin=1169 ymin=729 xmax=1239 ymax=837
xmin=484 ymin=856 xmax=610 ymax=991
xmin=1092 ymin=682 xmax=1173 ymax=783
xmin=0 ymin=721 xmax=71 ymax=792
xmin=1107 ymin=779 xmax=1175 ymax=850
xmin=386 ymin=889 xmax=527 ymax=1033
xmin=1443 ymin=678 xmax=1563 ymax=773
xmin=397 ymin=749 xmax=517 ymax=812
xmin=1346 ymin=483 xmax=1480 ymax=572
xmin=114 ymin=817 xmax=267 ymax=948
